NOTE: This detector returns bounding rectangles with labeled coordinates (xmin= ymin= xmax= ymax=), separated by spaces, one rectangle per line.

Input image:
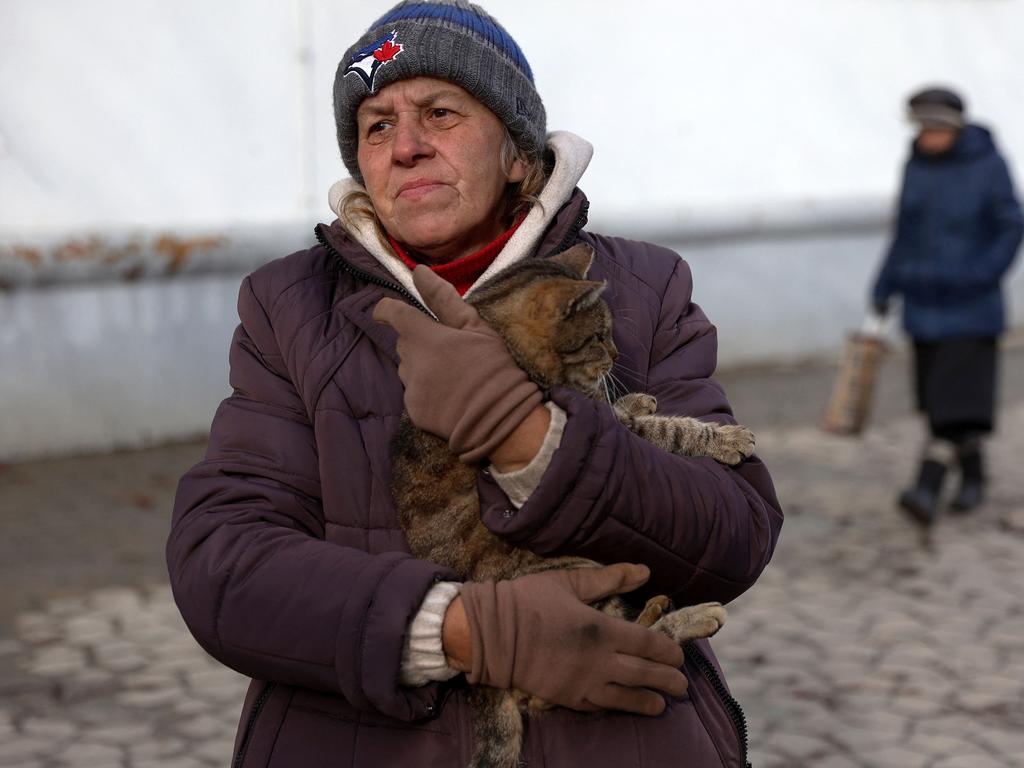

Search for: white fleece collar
xmin=327 ymin=130 xmax=594 ymax=308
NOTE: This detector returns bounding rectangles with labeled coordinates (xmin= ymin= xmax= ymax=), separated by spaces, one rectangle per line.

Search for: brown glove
xmin=373 ymin=265 xmax=543 ymax=463
xmin=460 ymin=564 xmax=687 ymax=715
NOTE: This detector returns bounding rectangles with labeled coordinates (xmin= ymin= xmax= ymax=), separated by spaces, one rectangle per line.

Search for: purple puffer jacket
xmin=167 ymin=189 xmax=783 ymax=768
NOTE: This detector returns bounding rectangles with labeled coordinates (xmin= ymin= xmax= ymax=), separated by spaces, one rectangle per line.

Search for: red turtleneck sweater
xmin=388 ymin=215 xmax=525 ymax=296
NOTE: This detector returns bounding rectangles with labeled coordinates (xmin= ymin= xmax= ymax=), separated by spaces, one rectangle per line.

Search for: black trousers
xmin=913 ymin=337 xmax=998 ymax=442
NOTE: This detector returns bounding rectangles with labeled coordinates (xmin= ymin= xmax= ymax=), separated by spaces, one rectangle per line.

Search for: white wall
xmin=5 ymin=0 xmax=1024 ymax=229
xmin=2 ymin=0 xmax=1024 ymax=460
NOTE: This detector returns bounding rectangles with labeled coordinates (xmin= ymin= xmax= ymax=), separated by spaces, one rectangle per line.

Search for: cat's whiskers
xmin=610 ymin=361 xmax=645 ymax=380
xmin=605 ymin=370 xmax=628 ymax=400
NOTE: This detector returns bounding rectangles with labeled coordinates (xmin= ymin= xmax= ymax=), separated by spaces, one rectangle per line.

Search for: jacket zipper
xmin=684 ymin=642 xmax=752 ymax=768
xmin=232 ymin=682 xmax=276 ymax=768
xmin=314 ymin=225 xmax=430 ymax=315
xmin=545 ymin=200 xmax=590 ymax=258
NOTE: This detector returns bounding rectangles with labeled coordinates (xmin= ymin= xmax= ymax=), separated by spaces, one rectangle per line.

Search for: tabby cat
xmin=390 ymin=243 xmax=755 ymax=768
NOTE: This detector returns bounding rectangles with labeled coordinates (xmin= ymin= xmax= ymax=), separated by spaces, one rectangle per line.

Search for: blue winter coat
xmin=872 ymin=124 xmax=1024 ymax=340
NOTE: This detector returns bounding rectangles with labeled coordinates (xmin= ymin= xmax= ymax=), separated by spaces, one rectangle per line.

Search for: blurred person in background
xmin=166 ymin=1 xmax=781 ymax=766
xmin=872 ymin=86 xmax=1023 ymax=526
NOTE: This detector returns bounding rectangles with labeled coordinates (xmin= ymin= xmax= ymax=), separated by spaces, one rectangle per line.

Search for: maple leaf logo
xmin=345 ymin=31 xmax=404 ymax=91
xmin=374 ymin=40 xmax=402 ymax=63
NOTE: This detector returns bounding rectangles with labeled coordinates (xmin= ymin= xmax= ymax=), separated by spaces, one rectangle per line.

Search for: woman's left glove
xmin=373 ymin=265 xmax=543 ymax=463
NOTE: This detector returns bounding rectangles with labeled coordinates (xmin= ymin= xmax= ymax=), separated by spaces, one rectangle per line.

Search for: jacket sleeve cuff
xmin=399 ymin=581 xmax=462 ymax=687
xmin=489 ymin=402 xmax=567 ymax=508
xmin=477 ymin=388 xmax=610 ymax=554
xmin=335 ymin=553 xmax=458 ymax=721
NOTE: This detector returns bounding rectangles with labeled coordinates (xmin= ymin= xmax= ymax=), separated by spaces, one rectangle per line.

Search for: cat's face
xmin=549 ymin=293 xmax=618 ymax=397
xmin=470 ymin=244 xmax=619 ymax=398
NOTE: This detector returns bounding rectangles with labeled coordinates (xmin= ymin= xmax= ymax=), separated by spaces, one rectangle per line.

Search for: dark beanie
xmin=907 ymin=86 xmax=966 ymax=129
xmin=333 ymin=0 xmax=546 ymax=183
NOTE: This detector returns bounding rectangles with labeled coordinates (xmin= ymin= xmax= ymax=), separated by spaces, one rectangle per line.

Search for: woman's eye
xmin=429 ymin=108 xmax=460 ymax=125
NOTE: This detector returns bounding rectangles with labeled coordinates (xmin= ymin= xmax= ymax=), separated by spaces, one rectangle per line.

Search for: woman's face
xmin=356 ymin=77 xmax=527 ymax=263
xmin=916 ymin=127 xmax=959 ymax=155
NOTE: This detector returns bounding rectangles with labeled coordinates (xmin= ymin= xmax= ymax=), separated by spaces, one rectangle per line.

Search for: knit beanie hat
xmin=907 ymin=87 xmax=966 ymax=130
xmin=333 ymin=0 xmax=546 ymax=183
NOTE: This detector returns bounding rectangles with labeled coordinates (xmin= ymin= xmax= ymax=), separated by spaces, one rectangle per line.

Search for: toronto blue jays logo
xmin=345 ymin=31 xmax=404 ymax=92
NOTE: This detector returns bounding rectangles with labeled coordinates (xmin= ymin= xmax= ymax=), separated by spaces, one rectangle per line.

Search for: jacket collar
xmin=319 ymin=131 xmax=593 ymax=309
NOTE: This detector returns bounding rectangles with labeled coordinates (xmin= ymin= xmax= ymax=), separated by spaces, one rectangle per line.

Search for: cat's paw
xmin=613 ymin=393 xmax=658 ymax=418
xmin=636 ymin=595 xmax=671 ymax=627
xmin=651 ymin=602 xmax=727 ymax=643
xmin=708 ymin=425 xmax=756 ymax=465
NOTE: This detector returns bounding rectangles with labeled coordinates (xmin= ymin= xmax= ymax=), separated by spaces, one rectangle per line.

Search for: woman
xmin=167 ymin=2 xmax=782 ymax=765
xmin=873 ymin=86 xmax=1023 ymax=525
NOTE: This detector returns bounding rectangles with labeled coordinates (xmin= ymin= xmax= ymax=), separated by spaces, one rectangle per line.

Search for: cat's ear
xmin=561 ymin=280 xmax=606 ymax=318
xmin=549 ymin=243 xmax=595 ymax=278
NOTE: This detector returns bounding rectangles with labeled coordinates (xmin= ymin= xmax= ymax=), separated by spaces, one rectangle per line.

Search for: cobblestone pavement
xmin=2 ymin=367 xmax=1024 ymax=766
xmin=719 ymin=401 xmax=1024 ymax=768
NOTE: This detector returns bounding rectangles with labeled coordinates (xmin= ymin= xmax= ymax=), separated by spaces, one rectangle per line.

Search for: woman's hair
xmin=338 ymin=128 xmax=547 ymax=246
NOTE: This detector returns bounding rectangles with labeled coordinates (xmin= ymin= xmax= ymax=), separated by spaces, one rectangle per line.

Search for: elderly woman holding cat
xmin=167 ymin=2 xmax=783 ymax=767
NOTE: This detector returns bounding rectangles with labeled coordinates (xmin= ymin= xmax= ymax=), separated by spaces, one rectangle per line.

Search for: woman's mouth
xmin=397 ymin=179 xmax=447 ymax=199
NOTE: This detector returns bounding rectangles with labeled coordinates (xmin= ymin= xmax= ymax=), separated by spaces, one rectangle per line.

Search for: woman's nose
xmin=391 ymin=120 xmax=435 ymax=166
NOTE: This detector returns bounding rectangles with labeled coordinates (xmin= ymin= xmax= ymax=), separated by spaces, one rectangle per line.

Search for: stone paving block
xmin=52 ymin=742 xmax=124 ymax=766
xmin=966 ymin=724 xmax=1024 ymax=758
xmin=178 ymin=716 xmax=227 ymax=740
xmin=956 ymin=688 xmax=1019 ymax=712
xmin=56 ymin=669 xmax=119 ymax=703
xmin=88 ymin=586 xmax=143 ymax=612
xmin=173 ymin=698 xmax=214 ymax=717
xmin=87 ymin=722 xmax=156 ymax=745
xmin=128 ymin=736 xmax=188 ymax=761
xmin=45 ymin=596 xmax=89 ymax=616
xmin=876 ymin=640 xmax=942 ymax=669
xmin=814 ymin=756 xmax=861 ymax=768
xmin=132 ymin=759 xmax=206 ymax=768
xmin=191 ymin=738 xmax=236 ymax=765
xmin=64 ymin=615 xmax=114 ymax=645
xmin=123 ymin=671 xmax=181 ymax=690
xmin=988 ymin=619 xmax=1024 ymax=647
xmin=0 ymin=709 xmax=13 ymax=739
xmin=907 ymin=728 xmax=988 ymax=756
xmin=117 ymin=687 xmax=183 ymax=708
xmin=0 ymin=738 xmax=52 ymax=762
xmin=860 ymin=746 xmax=929 ymax=768
xmin=887 ymin=694 xmax=947 ymax=718
xmin=20 ymin=716 xmax=78 ymax=741
xmin=26 ymin=645 xmax=87 ymax=676
xmin=745 ymin=748 xmax=788 ymax=768
xmin=184 ymin=669 xmax=248 ymax=703
xmin=829 ymin=713 xmax=908 ymax=752
xmin=892 ymin=666 xmax=956 ymax=700
xmin=0 ymin=638 xmax=23 ymax=656
xmin=98 ymin=652 xmax=150 ymax=673
xmin=932 ymin=754 xmax=1008 ymax=768
xmin=148 ymin=656 xmax=208 ymax=676
xmin=761 ymin=731 xmax=832 ymax=761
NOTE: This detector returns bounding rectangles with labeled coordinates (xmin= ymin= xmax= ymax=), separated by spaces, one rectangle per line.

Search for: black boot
xmin=899 ymin=459 xmax=946 ymax=527
xmin=951 ymin=448 xmax=985 ymax=512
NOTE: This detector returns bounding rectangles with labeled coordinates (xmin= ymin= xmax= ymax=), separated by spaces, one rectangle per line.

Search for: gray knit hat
xmin=907 ymin=86 xmax=966 ymax=130
xmin=333 ymin=0 xmax=546 ymax=183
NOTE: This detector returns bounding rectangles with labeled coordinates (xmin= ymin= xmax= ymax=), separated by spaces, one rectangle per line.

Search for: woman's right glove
xmin=372 ymin=266 xmax=543 ymax=464
xmin=459 ymin=564 xmax=687 ymax=715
